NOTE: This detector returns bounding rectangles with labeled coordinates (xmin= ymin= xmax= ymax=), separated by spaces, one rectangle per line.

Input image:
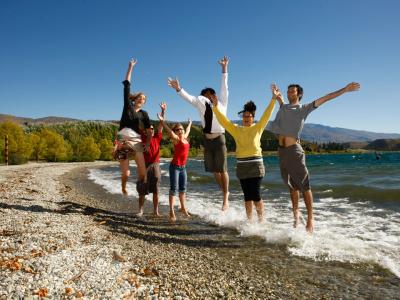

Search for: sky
xmin=1 ymin=0 xmax=399 ymax=133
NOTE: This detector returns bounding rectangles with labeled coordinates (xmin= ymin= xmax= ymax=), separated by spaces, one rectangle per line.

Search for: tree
xmin=39 ymin=129 xmax=70 ymax=162
xmin=28 ymin=132 xmax=47 ymax=161
xmin=0 ymin=121 xmax=32 ymax=164
xmin=98 ymin=138 xmax=114 ymax=161
xmin=76 ymin=136 xmax=101 ymax=161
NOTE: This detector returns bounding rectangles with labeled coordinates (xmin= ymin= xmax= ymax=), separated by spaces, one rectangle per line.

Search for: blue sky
xmin=1 ymin=0 xmax=399 ymax=133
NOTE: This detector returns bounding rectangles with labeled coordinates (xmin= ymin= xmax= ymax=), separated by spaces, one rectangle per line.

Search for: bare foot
xmin=293 ymin=209 xmax=300 ymax=228
xmin=222 ymin=192 xmax=230 ymax=211
xmin=169 ymin=213 xmax=176 ymax=222
xmin=153 ymin=211 xmax=162 ymax=217
xmin=180 ymin=209 xmax=191 ymax=217
xmin=306 ymin=219 xmax=314 ymax=233
xmin=136 ymin=211 xmax=144 ymax=217
xmin=122 ymin=188 xmax=128 ymax=196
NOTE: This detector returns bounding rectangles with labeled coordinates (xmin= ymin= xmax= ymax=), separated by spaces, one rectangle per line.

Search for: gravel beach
xmin=1 ymin=162 xmax=399 ymax=299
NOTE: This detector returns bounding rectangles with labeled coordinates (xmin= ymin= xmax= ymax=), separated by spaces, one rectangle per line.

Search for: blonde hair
xmin=172 ymin=123 xmax=183 ymax=132
xmin=129 ymin=92 xmax=146 ymax=102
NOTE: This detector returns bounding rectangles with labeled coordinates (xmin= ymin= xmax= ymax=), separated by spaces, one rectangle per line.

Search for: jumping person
xmin=137 ymin=102 xmax=166 ymax=217
xmin=113 ymin=58 xmax=152 ymax=197
xmin=210 ymin=86 xmax=276 ymax=222
xmin=270 ymin=82 xmax=360 ymax=233
xmin=167 ymin=56 xmax=230 ymax=211
xmin=157 ymin=114 xmax=192 ymax=222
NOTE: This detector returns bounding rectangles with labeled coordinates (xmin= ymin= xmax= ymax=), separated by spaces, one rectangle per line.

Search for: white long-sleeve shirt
xmin=177 ymin=73 xmax=228 ymax=134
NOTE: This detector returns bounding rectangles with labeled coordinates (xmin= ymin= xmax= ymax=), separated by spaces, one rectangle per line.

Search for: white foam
xmin=88 ymin=168 xmax=400 ymax=278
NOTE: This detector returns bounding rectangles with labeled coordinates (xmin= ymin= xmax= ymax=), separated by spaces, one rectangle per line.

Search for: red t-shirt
xmin=171 ymin=139 xmax=190 ymax=166
xmin=142 ymin=131 xmax=162 ymax=164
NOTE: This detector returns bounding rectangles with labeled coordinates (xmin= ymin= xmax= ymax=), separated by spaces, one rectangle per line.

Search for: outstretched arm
xmin=168 ymin=77 xmax=204 ymax=109
xmin=125 ymin=58 xmax=137 ymax=82
xmin=314 ymin=82 xmax=360 ymax=107
xmin=210 ymin=96 xmax=237 ymax=136
xmin=218 ymin=56 xmax=229 ymax=107
xmin=157 ymin=102 xmax=166 ymax=133
xmin=271 ymin=83 xmax=284 ymax=106
xmin=184 ymin=118 xmax=192 ymax=139
xmin=255 ymin=96 xmax=276 ymax=132
xmin=157 ymin=113 xmax=179 ymax=142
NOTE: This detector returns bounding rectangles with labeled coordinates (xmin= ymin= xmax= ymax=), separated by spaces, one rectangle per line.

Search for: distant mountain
xmin=0 ymin=114 xmax=80 ymax=125
xmin=297 ymin=123 xmax=400 ymax=143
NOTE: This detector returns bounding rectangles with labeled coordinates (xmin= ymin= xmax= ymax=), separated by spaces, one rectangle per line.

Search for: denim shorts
xmin=169 ymin=163 xmax=187 ymax=196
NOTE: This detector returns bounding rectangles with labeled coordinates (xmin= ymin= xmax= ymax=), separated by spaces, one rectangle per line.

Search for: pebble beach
xmin=1 ymin=162 xmax=399 ymax=299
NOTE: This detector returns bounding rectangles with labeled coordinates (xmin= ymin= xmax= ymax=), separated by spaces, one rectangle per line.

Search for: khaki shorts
xmin=136 ymin=162 xmax=161 ymax=196
xmin=203 ymin=134 xmax=227 ymax=173
xmin=278 ymin=144 xmax=311 ymax=192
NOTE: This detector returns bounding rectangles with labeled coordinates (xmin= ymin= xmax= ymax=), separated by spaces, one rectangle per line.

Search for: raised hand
xmin=271 ymin=83 xmax=282 ymax=99
xmin=167 ymin=77 xmax=181 ymax=92
xmin=344 ymin=82 xmax=361 ymax=92
xmin=129 ymin=58 xmax=137 ymax=68
xmin=218 ymin=55 xmax=229 ymax=67
xmin=218 ymin=55 xmax=229 ymax=73
xmin=159 ymin=101 xmax=167 ymax=112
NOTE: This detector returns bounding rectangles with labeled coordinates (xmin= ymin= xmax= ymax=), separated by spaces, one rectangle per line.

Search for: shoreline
xmin=1 ymin=162 xmax=399 ymax=299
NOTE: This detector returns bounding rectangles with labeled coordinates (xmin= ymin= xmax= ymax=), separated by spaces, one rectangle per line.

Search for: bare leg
xmin=303 ymin=189 xmax=314 ymax=233
xmin=179 ymin=192 xmax=190 ymax=217
xmin=290 ymin=189 xmax=300 ymax=228
xmin=215 ymin=172 xmax=230 ymax=211
xmin=119 ymin=159 xmax=130 ymax=196
xmin=137 ymin=195 xmax=145 ymax=216
xmin=254 ymin=200 xmax=265 ymax=223
xmin=169 ymin=194 xmax=176 ymax=222
xmin=244 ymin=201 xmax=253 ymax=222
xmin=153 ymin=193 xmax=161 ymax=216
xmin=134 ymin=152 xmax=147 ymax=183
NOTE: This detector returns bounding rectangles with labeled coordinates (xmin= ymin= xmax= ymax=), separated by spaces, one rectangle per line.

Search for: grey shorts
xmin=203 ymin=134 xmax=227 ymax=173
xmin=136 ymin=162 xmax=161 ymax=196
xmin=278 ymin=144 xmax=311 ymax=192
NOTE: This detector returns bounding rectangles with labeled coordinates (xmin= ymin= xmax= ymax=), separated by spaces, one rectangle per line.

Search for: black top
xmin=119 ymin=80 xmax=151 ymax=134
xmin=203 ymin=102 xmax=213 ymax=134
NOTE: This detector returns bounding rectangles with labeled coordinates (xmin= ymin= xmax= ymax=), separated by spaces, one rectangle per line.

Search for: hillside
xmin=300 ymin=123 xmax=400 ymax=143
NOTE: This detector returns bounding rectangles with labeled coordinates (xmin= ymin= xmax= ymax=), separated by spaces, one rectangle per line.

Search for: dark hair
xmin=200 ymin=87 xmax=216 ymax=96
xmin=288 ymin=84 xmax=303 ymax=101
xmin=238 ymin=101 xmax=256 ymax=117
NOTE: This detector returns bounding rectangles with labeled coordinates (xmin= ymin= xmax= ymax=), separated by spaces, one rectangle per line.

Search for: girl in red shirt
xmin=158 ymin=114 xmax=192 ymax=222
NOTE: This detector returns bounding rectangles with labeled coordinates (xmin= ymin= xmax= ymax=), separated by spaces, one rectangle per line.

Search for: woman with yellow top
xmin=211 ymin=85 xmax=278 ymax=222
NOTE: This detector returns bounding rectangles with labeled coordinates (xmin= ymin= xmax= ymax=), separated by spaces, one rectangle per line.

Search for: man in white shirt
xmin=167 ymin=56 xmax=230 ymax=211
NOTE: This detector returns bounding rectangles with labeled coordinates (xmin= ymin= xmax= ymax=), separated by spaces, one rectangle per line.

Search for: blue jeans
xmin=169 ymin=164 xmax=187 ymax=196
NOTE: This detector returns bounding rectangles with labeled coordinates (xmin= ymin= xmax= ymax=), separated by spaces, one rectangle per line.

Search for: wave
xmin=314 ymin=185 xmax=400 ymax=202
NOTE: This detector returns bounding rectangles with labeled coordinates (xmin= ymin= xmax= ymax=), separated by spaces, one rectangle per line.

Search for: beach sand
xmin=1 ymin=162 xmax=399 ymax=299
